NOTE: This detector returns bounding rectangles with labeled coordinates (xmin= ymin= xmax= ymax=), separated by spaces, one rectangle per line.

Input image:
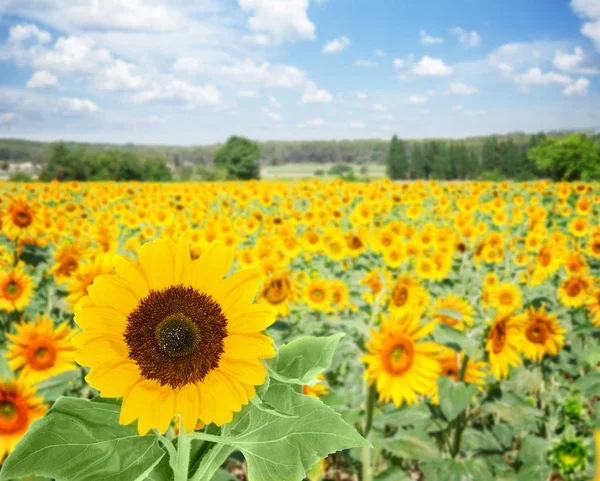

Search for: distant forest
xmin=0 ymin=130 xmax=596 ymax=180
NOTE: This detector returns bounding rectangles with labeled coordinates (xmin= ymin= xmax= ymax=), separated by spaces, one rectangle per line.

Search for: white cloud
xmin=446 ymin=81 xmax=478 ymax=95
xmin=240 ymin=34 xmax=271 ymax=47
xmin=56 ymin=97 xmax=99 ymax=113
xmin=374 ymin=49 xmax=385 ymax=57
xmin=350 ymin=121 xmax=366 ymax=129
xmin=553 ymin=47 xmax=599 ymax=74
xmin=356 ymin=91 xmax=368 ymax=100
xmin=26 ymin=70 xmax=59 ymax=89
xmin=419 ymin=30 xmax=443 ymax=45
xmin=452 ymin=105 xmax=464 ymax=111
xmin=172 ymin=57 xmax=203 ymax=74
xmin=563 ymin=77 xmax=590 ymax=96
xmin=497 ymin=63 xmax=514 ymax=73
xmin=514 ymin=68 xmax=572 ymax=87
xmin=412 ymin=56 xmax=454 ymax=76
xmin=263 ymin=107 xmax=282 ymax=120
xmin=373 ymin=104 xmax=387 ymax=111
xmin=0 ymin=113 xmax=17 ymax=125
xmin=450 ymin=27 xmax=481 ymax=47
xmin=133 ymin=78 xmax=221 ymax=108
xmin=9 ymin=23 xmax=51 ymax=44
xmin=323 ymin=36 xmax=350 ymax=54
xmin=406 ymin=95 xmax=428 ymax=104
xmin=297 ymin=118 xmax=325 ymax=128
xmin=301 ymin=81 xmax=333 ymax=103
xmin=269 ymin=95 xmax=282 ymax=108
xmin=236 ymin=89 xmax=258 ymax=97
xmin=353 ymin=59 xmax=376 ymax=67
xmin=238 ymin=0 xmax=315 ymax=43
xmin=393 ymin=54 xmax=415 ymax=71
xmin=94 ymin=60 xmax=143 ymax=91
xmin=222 ymin=59 xmax=307 ymax=88
xmin=571 ymin=0 xmax=600 ymax=51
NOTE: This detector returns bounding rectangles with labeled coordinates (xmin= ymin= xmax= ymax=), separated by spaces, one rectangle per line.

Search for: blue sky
xmin=0 ymin=0 xmax=599 ymax=145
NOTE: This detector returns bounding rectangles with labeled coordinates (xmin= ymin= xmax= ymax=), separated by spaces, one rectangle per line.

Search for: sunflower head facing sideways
xmin=73 ymin=237 xmax=277 ymax=434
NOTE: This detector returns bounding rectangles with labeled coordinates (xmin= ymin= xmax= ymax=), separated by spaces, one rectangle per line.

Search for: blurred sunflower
xmin=489 ymin=282 xmax=522 ymax=316
xmin=362 ymin=314 xmax=441 ymax=406
xmin=303 ymin=278 xmax=332 ymax=312
xmin=587 ymin=284 xmax=600 ymax=327
xmin=558 ymin=275 xmax=593 ymax=308
xmin=431 ymin=293 xmax=474 ymax=331
xmin=66 ymin=254 xmax=114 ymax=308
xmin=514 ymin=305 xmax=565 ymax=361
xmin=388 ymin=274 xmax=428 ymax=317
xmin=258 ymin=272 xmax=293 ymax=316
xmin=5 ymin=314 xmax=78 ymax=384
xmin=485 ymin=315 xmax=523 ymax=379
xmin=303 ymin=374 xmax=329 ymax=398
xmin=0 ymin=377 xmax=47 ymax=459
xmin=2 ymin=196 xmax=37 ymax=241
xmin=0 ymin=264 xmax=34 ymax=312
xmin=429 ymin=348 xmax=487 ymax=403
xmin=73 ymin=237 xmax=277 ymax=434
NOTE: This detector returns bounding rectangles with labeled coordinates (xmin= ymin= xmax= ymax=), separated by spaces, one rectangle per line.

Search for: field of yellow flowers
xmin=0 ymin=179 xmax=599 ymax=481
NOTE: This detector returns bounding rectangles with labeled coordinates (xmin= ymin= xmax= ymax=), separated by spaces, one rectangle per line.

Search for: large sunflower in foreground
xmin=362 ymin=314 xmax=441 ymax=406
xmin=485 ymin=315 xmax=523 ymax=380
xmin=6 ymin=315 xmax=78 ymax=384
xmin=0 ymin=377 xmax=47 ymax=459
xmin=73 ymin=237 xmax=277 ymax=434
xmin=514 ymin=305 xmax=565 ymax=361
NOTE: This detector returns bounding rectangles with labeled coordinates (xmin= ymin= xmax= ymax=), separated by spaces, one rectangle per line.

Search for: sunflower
xmin=2 ymin=196 xmax=37 ymax=241
xmin=513 ymin=305 xmax=565 ymax=361
xmin=489 ymin=282 xmax=522 ymax=316
xmin=5 ymin=314 xmax=78 ymax=384
xmin=586 ymin=284 xmax=600 ymax=327
xmin=485 ymin=315 xmax=523 ymax=379
xmin=431 ymin=293 xmax=474 ymax=331
xmin=557 ymin=275 xmax=593 ymax=308
xmin=330 ymin=279 xmax=355 ymax=312
xmin=0 ymin=264 xmax=34 ymax=312
xmin=362 ymin=314 xmax=441 ymax=406
xmin=303 ymin=374 xmax=329 ymax=398
xmin=388 ymin=274 xmax=428 ymax=318
xmin=303 ymin=278 xmax=332 ymax=312
xmin=52 ymin=241 xmax=89 ymax=281
xmin=73 ymin=237 xmax=277 ymax=434
xmin=258 ymin=272 xmax=293 ymax=316
xmin=0 ymin=376 xmax=47 ymax=459
xmin=66 ymin=254 xmax=114 ymax=308
xmin=429 ymin=348 xmax=487 ymax=403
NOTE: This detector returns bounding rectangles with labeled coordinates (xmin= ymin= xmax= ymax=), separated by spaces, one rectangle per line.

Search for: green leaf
xmin=422 ymin=459 xmax=494 ymax=481
xmin=461 ymin=428 xmax=503 ymax=452
xmin=574 ymin=371 xmax=600 ymax=398
xmin=481 ymin=392 xmax=543 ymax=428
xmin=191 ymin=382 xmax=369 ymax=481
xmin=437 ymin=377 xmax=478 ymax=422
xmin=518 ymin=436 xmax=551 ymax=466
xmin=36 ymin=370 xmax=80 ymax=402
xmin=271 ymin=333 xmax=344 ymax=384
xmin=374 ymin=467 xmax=412 ymax=480
xmin=0 ymin=350 xmax=12 ymax=379
xmin=492 ymin=424 xmax=516 ymax=448
xmin=373 ymin=403 xmax=432 ymax=429
xmin=382 ymin=430 xmax=440 ymax=462
xmin=0 ymin=397 xmax=165 ymax=481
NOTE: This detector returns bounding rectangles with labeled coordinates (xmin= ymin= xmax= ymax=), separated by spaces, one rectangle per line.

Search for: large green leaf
xmin=481 ymin=392 xmax=543 ymax=428
xmin=437 ymin=377 xmax=478 ymax=422
xmin=573 ymin=371 xmax=600 ymax=398
xmin=422 ymin=459 xmax=494 ymax=481
xmin=373 ymin=403 xmax=433 ymax=429
xmin=0 ymin=397 xmax=165 ymax=481
xmin=36 ymin=370 xmax=80 ymax=402
xmin=271 ymin=333 xmax=344 ymax=384
xmin=382 ymin=429 xmax=440 ymax=462
xmin=191 ymin=382 xmax=369 ymax=481
xmin=461 ymin=427 xmax=503 ymax=452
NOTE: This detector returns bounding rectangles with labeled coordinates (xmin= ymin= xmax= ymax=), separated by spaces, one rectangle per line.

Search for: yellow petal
xmin=87 ymin=276 xmax=138 ymax=316
xmin=120 ymin=379 xmax=161 ymax=432
xmin=74 ymin=336 xmax=128 ymax=367
xmin=155 ymin=387 xmax=176 ymax=434
xmin=114 ymin=256 xmax=149 ymax=300
xmin=227 ymin=304 xmax=277 ymax=333
xmin=223 ymin=333 xmax=275 ymax=359
xmin=173 ymin=236 xmax=191 ymax=285
xmin=138 ymin=239 xmax=174 ymax=291
xmin=74 ymin=306 xmax=127 ymax=334
xmin=176 ymin=383 xmax=199 ymax=433
xmin=218 ymin=272 xmax=263 ymax=319
xmin=85 ymin=359 xmax=140 ymax=397
xmin=183 ymin=241 xmax=233 ymax=294
xmin=218 ymin=358 xmax=267 ymax=386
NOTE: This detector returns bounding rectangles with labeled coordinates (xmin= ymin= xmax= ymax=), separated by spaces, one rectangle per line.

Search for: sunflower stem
xmin=174 ymin=419 xmax=191 ymax=481
xmin=361 ymin=384 xmax=376 ymax=481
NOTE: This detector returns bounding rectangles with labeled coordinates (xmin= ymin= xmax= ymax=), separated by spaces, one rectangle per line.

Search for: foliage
xmin=386 ymin=136 xmax=409 ymax=180
xmin=8 ymin=172 xmax=32 ymax=182
xmin=196 ymin=164 xmax=228 ymax=181
xmin=213 ymin=136 xmax=261 ymax=180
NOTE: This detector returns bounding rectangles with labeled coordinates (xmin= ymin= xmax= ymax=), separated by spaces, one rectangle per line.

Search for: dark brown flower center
xmin=124 ymin=285 xmax=228 ymax=389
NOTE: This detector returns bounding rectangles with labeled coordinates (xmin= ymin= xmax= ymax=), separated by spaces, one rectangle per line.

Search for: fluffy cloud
xmin=353 ymin=59 xmax=376 ymax=67
xmin=222 ymin=59 xmax=307 ymax=88
xmin=450 ymin=27 xmax=481 ymax=47
xmin=238 ymin=0 xmax=315 ymax=43
xmin=570 ymin=0 xmax=600 ymax=51
xmin=373 ymin=104 xmax=387 ymax=111
xmin=393 ymin=54 xmax=415 ymax=71
xmin=419 ymin=30 xmax=443 ymax=45
xmin=514 ymin=68 xmax=572 ymax=87
xmin=301 ymin=81 xmax=333 ymax=103
xmin=26 ymin=70 xmax=59 ymax=89
xmin=9 ymin=23 xmax=51 ymax=44
xmin=563 ymin=77 xmax=590 ymax=96
xmin=374 ymin=49 xmax=386 ymax=57
xmin=323 ymin=36 xmax=351 ymax=54
xmin=132 ymin=78 xmax=221 ymax=107
xmin=350 ymin=121 xmax=366 ymax=128
xmin=297 ymin=118 xmax=325 ymax=128
xmin=56 ymin=97 xmax=99 ymax=113
xmin=553 ymin=47 xmax=598 ymax=74
xmin=240 ymin=34 xmax=271 ymax=47
xmin=269 ymin=96 xmax=282 ymax=108
xmin=236 ymin=89 xmax=258 ymax=97
xmin=263 ymin=107 xmax=282 ymax=120
xmin=446 ymin=81 xmax=478 ymax=95
xmin=412 ymin=56 xmax=454 ymax=76
xmin=452 ymin=105 xmax=464 ymax=111
xmin=406 ymin=95 xmax=428 ymax=104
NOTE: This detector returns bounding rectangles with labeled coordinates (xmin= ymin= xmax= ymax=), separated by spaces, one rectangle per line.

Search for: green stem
xmin=450 ymin=354 xmax=470 ymax=459
xmin=174 ymin=422 xmax=191 ymax=481
xmin=361 ymin=384 xmax=376 ymax=481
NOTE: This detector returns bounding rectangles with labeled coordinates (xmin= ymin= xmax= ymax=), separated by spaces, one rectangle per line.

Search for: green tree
xmin=143 ymin=156 xmax=173 ymax=181
xmin=213 ymin=136 xmax=261 ymax=180
xmin=386 ymin=136 xmax=409 ymax=179
xmin=527 ymin=133 xmax=600 ymax=181
xmin=481 ymin=136 xmax=502 ymax=173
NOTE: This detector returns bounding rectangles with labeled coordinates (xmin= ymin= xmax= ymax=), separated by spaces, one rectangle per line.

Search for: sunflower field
xmin=0 ymin=179 xmax=599 ymax=481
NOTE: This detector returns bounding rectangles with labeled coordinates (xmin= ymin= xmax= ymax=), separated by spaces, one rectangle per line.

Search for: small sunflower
xmin=485 ymin=315 xmax=523 ymax=379
xmin=429 ymin=348 xmax=487 ymax=403
xmin=388 ymin=274 xmax=428 ymax=318
xmin=258 ymin=272 xmax=293 ymax=316
xmin=586 ymin=284 xmax=600 ymax=327
xmin=557 ymin=275 xmax=593 ymax=308
xmin=0 ymin=264 xmax=34 ymax=312
xmin=73 ymin=237 xmax=277 ymax=434
xmin=303 ymin=279 xmax=332 ymax=312
xmin=66 ymin=254 xmax=114 ymax=308
xmin=362 ymin=314 xmax=441 ymax=406
xmin=5 ymin=314 xmax=78 ymax=384
xmin=2 ymin=196 xmax=37 ymax=241
xmin=514 ymin=305 xmax=565 ymax=361
xmin=431 ymin=293 xmax=474 ymax=331
xmin=0 ymin=376 xmax=47 ymax=459
xmin=490 ymin=282 xmax=522 ymax=316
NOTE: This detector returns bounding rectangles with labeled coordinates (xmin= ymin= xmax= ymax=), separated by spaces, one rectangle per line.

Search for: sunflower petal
xmin=87 ymin=275 xmax=138 ymax=316
xmin=138 ymin=239 xmax=174 ymax=291
xmin=114 ymin=256 xmax=149 ymax=300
